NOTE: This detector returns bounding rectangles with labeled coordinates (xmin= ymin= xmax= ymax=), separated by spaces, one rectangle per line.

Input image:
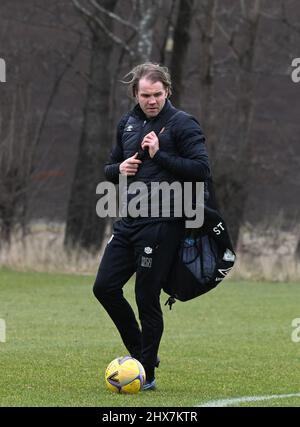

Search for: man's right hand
xmin=119 ymin=152 xmax=142 ymax=176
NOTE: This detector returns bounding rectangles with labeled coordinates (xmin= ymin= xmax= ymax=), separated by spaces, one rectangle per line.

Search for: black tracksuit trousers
xmin=93 ymin=219 xmax=185 ymax=381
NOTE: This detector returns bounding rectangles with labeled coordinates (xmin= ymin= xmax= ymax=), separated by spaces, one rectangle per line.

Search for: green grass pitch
xmin=0 ymin=268 xmax=299 ymax=407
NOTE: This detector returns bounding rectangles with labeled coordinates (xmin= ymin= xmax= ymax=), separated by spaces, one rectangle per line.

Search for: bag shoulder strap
xmin=122 ymin=108 xmax=181 ymax=139
xmin=122 ymin=108 xmax=182 ymax=161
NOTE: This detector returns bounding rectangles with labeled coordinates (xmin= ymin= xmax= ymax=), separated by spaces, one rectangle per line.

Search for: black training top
xmin=104 ymin=100 xmax=211 ymax=222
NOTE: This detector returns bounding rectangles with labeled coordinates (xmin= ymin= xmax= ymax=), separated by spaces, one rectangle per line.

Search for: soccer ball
xmin=105 ymin=356 xmax=146 ymax=394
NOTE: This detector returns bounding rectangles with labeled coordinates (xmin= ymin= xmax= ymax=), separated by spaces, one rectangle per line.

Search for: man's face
xmin=136 ymin=78 xmax=168 ymax=118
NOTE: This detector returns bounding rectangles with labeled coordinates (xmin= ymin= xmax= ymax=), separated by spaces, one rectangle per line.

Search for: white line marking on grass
xmin=198 ymin=393 xmax=300 ymax=407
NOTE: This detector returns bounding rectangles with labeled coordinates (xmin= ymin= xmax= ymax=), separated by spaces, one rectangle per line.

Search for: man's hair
xmin=122 ymin=63 xmax=172 ymax=98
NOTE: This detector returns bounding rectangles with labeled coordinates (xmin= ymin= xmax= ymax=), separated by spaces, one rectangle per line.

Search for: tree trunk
xmin=214 ymin=3 xmax=260 ymax=247
xmin=169 ymin=0 xmax=195 ymax=107
xmin=136 ymin=1 xmax=161 ymax=62
xmin=197 ymin=0 xmax=218 ymax=156
xmin=64 ymin=34 xmax=114 ymax=251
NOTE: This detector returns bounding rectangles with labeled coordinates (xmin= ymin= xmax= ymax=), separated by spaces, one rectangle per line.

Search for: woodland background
xmin=0 ymin=0 xmax=299 ymax=280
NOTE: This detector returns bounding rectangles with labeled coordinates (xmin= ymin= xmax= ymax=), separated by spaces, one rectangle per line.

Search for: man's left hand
xmin=141 ymin=132 xmax=159 ymax=158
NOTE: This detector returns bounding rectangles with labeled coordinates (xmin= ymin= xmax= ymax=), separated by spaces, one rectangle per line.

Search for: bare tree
xmin=189 ymin=0 xmax=262 ymax=246
xmin=157 ymin=0 xmax=177 ymax=65
xmin=214 ymin=0 xmax=261 ymax=246
xmin=65 ymin=0 xmax=163 ymax=251
xmin=0 ymin=40 xmax=78 ymax=244
xmin=65 ymin=0 xmax=119 ymax=251
xmin=0 ymin=86 xmax=30 ymax=242
xmin=195 ymin=0 xmax=218 ymax=149
xmin=136 ymin=0 xmax=162 ymax=62
xmin=169 ymin=0 xmax=195 ymax=107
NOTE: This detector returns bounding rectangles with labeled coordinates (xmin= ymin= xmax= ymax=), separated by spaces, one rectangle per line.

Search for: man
xmin=93 ymin=63 xmax=210 ymax=390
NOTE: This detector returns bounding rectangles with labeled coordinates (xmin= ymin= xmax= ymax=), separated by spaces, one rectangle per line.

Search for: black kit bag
xmin=163 ymin=178 xmax=236 ymax=309
xmin=121 ymin=109 xmax=236 ymax=306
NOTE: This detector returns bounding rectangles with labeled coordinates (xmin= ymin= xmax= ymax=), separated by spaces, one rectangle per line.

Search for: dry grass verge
xmin=0 ymin=221 xmax=299 ymax=281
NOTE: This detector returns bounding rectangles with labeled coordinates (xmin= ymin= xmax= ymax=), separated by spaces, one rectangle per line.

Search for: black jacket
xmin=105 ymin=100 xmax=211 ymax=221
